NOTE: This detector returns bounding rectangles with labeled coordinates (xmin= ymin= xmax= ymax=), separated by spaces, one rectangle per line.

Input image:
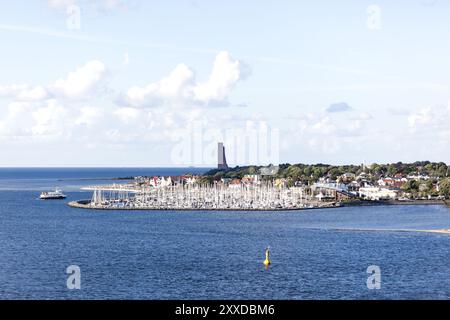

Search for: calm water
xmin=0 ymin=168 xmax=449 ymax=300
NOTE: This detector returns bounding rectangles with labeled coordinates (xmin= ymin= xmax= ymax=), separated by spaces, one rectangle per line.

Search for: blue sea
xmin=0 ymin=168 xmax=449 ymax=300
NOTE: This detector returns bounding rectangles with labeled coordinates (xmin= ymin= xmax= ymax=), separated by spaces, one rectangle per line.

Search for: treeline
xmin=402 ymin=178 xmax=450 ymax=198
xmin=202 ymin=161 xmax=449 ymax=183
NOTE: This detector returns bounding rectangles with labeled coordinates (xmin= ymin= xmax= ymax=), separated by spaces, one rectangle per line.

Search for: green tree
xmin=286 ymin=165 xmax=302 ymax=180
xmin=437 ymin=163 xmax=447 ymax=177
xmin=387 ymin=164 xmax=397 ymax=176
xmin=312 ymin=167 xmax=323 ymax=180
xmin=403 ymin=180 xmax=420 ymax=196
xmin=248 ymin=166 xmax=256 ymax=175
xmin=439 ymin=178 xmax=450 ymax=197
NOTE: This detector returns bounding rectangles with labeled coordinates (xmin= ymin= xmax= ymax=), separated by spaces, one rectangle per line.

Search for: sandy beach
xmin=424 ymin=229 xmax=450 ymax=234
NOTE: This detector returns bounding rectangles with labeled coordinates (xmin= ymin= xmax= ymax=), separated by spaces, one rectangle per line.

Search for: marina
xmin=69 ymin=183 xmax=340 ymax=211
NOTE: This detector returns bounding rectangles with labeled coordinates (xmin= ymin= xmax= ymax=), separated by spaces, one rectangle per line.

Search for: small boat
xmin=40 ymin=188 xmax=67 ymax=200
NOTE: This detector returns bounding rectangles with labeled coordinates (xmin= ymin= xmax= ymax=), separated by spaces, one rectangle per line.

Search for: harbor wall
xmin=67 ymin=200 xmax=339 ymax=211
xmin=68 ymin=199 xmax=448 ymax=211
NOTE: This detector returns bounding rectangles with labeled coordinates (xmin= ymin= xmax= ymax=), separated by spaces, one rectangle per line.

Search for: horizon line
xmin=0 ymin=160 xmax=448 ymax=169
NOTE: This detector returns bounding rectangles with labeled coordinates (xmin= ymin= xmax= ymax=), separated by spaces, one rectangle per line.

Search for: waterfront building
xmin=340 ymin=173 xmax=356 ymax=183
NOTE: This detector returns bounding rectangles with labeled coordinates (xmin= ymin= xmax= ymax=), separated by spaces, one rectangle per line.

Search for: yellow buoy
xmin=263 ymin=247 xmax=271 ymax=267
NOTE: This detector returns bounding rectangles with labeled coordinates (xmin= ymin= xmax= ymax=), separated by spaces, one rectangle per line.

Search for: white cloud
xmin=31 ymin=99 xmax=67 ymax=136
xmin=407 ymin=105 xmax=450 ymax=137
xmin=121 ymin=51 xmax=248 ymax=108
xmin=17 ymin=86 xmax=49 ymax=101
xmin=288 ymin=109 xmax=375 ymax=154
xmin=1 ymin=60 xmax=106 ymax=103
xmin=408 ymin=106 xmax=433 ymax=129
xmin=114 ymin=107 xmax=142 ymax=124
xmin=0 ymin=84 xmax=49 ymax=101
xmin=123 ymin=63 xmax=194 ymax=108
xmin=75 ymin=106 xmax=103 ymax=126
xmin=0 ymin=84 xmax=27 ymax=96
xmin=0 ymin=99 xmax=69 ymax=139
xmin=0 ymin=102 xmax=35 ymax=137
xmin=0 ymin=59 xmax=108 ymax=142
xmin=51 ymin=60 xmax=106 ymax=99
xmin=193 ymin=51 xmax=248 ymax=105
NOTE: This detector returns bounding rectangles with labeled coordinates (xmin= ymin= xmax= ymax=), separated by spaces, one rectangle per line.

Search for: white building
xmin=358 ymin=187 xmax=398 ymax=200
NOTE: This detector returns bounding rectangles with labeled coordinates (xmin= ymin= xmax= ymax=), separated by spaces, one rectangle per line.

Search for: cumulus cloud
xmin=0 ymin=59 xmax=108 ymax=141
xmin=193 ymin=51 xmax=249 ymax=105
xmin=0 ymin=100 xmax=64 ymax=138
xmin=120 ymin=51 xmax=249 ymax=108
xmin=31 ymin=99 xmax=67 ymax=136
xmin=122 ymin=63 xmax=195 ymax=108
xmin=408 ymin=106 xmax=433 ymax=129
xmin=0 ymin=53 xmax=252 ymax=165
xmin=51 ymin=60 xmax=107 ymax=99
xmin=0 ymin=84 xmax=50 ymax=101
xmin=75 ymin=106 xmax=103 ymax=126
xmin=0 ymin=102 xmax=35 ymax=137
xmin=401 ymin=105 xmax=450 ymax=158
xmin=1 ymin=60 xmax=106 ymax=104
xmin=407 ymin=105 xmax=450 ymax=133
xmin=289 ymin=109 xmax=374 ymax=154
xmin=114 ymin=107 xmax=142 ymax=124
xmin=0 ymin=84 xmax=26 ymax=97
xmin=326 ymin=102 xmax=352 ymax=113
xmin=18 ymin=86 xmax=49 ymax=101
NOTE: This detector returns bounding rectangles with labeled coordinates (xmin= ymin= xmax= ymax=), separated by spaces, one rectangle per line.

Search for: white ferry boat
xmin=40 ymin=188 xmax=67 ymax=200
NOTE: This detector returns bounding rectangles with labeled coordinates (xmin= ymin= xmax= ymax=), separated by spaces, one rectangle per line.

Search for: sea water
xmin=0 ymin=168 xmax=449 ymax=299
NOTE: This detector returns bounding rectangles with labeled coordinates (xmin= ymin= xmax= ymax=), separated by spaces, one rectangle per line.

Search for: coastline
xmin=344 ymin=199 xmax=447 ymax=207
xmin=331 ymin=227 xmax=450 ymax=235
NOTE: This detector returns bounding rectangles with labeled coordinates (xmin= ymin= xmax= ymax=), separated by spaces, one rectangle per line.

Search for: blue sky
xmin=0 ymin=0 xmax=449 ymax=167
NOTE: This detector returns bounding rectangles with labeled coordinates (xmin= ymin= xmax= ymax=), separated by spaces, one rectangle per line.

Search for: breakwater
xmin=67 ymin=199 xmax=340 ymax=211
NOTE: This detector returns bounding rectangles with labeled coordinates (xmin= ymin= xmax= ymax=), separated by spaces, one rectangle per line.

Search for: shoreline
xmin=344 ymin=199 xmax=447 ymax=207
xmin=331 ymin=227 xmax=450 ymax=235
